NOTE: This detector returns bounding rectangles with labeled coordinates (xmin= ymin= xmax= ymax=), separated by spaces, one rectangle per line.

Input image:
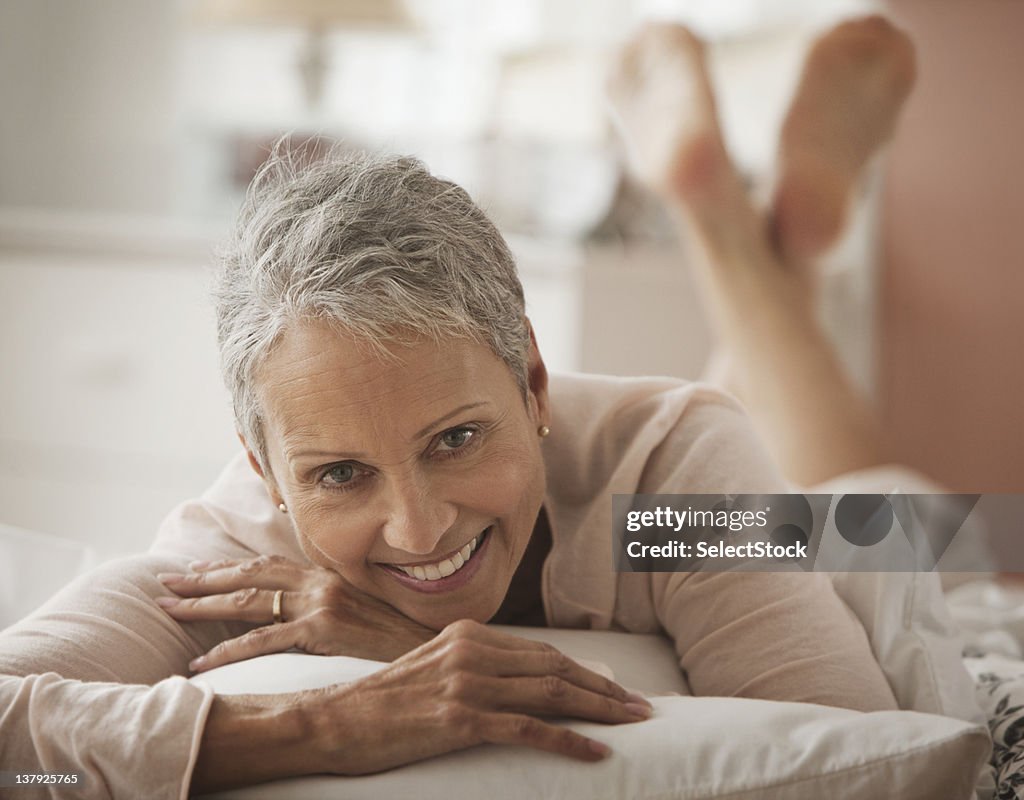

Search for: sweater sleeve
xmin=0 ymin=550 xmax=250 ymax=799
xmin=647 ymin=395 xmax=899 ymax=712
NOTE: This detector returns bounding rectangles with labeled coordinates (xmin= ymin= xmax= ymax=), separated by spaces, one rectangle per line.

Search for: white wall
xmin=0 ymin=0 xmax=883 ymax=557
xmin=0 ymin=0 xmax=183 ymax=215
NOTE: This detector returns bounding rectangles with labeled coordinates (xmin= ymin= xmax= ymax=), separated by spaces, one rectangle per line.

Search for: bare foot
xmin=772 ymin=15 xmax=917 ymax=269
xmin=607 ymin=23 xmax=889 ymax=486
xmin=607 ymin=23 xmax=768 ymax=275
xmin=607 ymin=24 xmax=718 ymax=195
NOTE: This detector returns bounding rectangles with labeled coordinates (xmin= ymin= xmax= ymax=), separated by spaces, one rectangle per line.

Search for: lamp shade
xmin=192 ymin=0 xmax=412 ymax=29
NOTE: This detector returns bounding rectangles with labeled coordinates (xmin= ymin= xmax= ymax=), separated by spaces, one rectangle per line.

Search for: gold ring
xmin=272 ymin=589 xmax=284 ymax=624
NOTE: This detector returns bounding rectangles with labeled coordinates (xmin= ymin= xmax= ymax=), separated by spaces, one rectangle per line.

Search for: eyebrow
xmin=289 ymin=401 xmax=490 ymax=462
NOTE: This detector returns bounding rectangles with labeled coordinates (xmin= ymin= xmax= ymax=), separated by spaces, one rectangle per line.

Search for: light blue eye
xmin=440 ymin=428 xmax=474 ymax=450
xmin=324 ymin=463 xmax=356 ymax=484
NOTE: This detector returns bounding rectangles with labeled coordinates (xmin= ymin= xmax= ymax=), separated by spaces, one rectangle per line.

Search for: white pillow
xmin=191 ymin=631 xmax=991 ymax=800
xmin=947 ymin=578 xmax=1024 ymax=658
xmin=191 ymin=629 xmax=686 ymax=697
xmin=810 ymin=467 xmax=987 ymax=727
xmin=830 ymin=571 xmax=985 ymax=725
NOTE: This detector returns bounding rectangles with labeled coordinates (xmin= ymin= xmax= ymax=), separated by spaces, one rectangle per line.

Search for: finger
xmin=189 ymin=622 xmax=300 ymax=673
xmin=492 ymin=648 xmax=648 ymax=707
xmin=477 ymin=712 xmax=611 ymax=762
xmin=438 ymin=620 xmax=565 ymax=656
xmin=188 ymin=558 xmax=240 ymax=572
xmin=157 ymin=588 xmax=290 ymax=624
xmin=471 ymin=674 xmax=650 ymax=725
xmin=158 ymin=555 xmax=302 ymax=596
xmin=435 ymin=630 xmax=645 ymax=707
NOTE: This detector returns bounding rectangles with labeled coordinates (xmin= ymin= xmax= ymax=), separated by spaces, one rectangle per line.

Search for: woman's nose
xmin=380 ymin=474 xmax=458 ymax=555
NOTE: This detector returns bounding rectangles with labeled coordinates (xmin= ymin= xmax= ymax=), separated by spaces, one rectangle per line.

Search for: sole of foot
xmin=772 ymin=15 xmax=917 ymax=266
xmin=607 ymin=23 xmax=730 ymax=198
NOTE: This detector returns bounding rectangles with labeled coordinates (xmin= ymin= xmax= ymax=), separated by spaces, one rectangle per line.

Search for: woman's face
xmin=248 ymin=320 xmax=550 ymax=630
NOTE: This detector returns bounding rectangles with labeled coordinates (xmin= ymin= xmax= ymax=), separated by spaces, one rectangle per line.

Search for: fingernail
xmin=588 ymin=739 xmax=611 ymax=758
xmin=158 ymin=572 xmax=184 ymax=584
xmin=626 ymin=691 xmax=652 ymax=707
xmin=189 ymin=656 xmax=207 ymax=671
xmin=624 ymin=702 xmax=652 ymax=719
xmin=155 ymin=596 xmax=180 ymax=608
xmin=188 ymin=560 xmax=209 ymax=571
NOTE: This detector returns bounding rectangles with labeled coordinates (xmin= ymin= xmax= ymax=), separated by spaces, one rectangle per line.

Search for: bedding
xmin=951 ymin=580 xmax=1024 ymax=800
xmin=190 ymin=569 xmax=1015 ymax=794
xmin=964 ymin=652 xmax=1024 ymax=800
xmin=2 ymin=524 xmax=1014 ymax=797
xmin=190 ymin=630 xmax=991 ymax=800
xmin=190 ymin=639 xmax=991 ymax=798
xmin=830 ymin=570 xmax=983 ymax=724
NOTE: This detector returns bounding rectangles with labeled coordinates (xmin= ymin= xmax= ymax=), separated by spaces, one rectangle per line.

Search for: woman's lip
xmin=381 ymin=528 xmax=492 ymax=594
xmin=384 ymin=530 xmax=484 ymax=569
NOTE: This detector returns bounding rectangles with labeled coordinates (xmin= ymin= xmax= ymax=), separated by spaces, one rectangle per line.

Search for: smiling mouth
xmin=387 ymin=528 xmax=490 ymax=582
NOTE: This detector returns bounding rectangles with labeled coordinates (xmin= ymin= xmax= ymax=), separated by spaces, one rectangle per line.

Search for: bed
xmin=0 ymin=525 xmax=1014 ymax=799
xmin=185 ymin=571 xmax=1021 ymax=800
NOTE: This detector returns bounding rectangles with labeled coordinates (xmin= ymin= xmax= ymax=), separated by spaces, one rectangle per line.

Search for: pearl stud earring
xmin=538 ymin=425 xmax=550 ymax=438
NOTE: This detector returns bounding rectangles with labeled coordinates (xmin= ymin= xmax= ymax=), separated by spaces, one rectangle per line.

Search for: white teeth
xmin=393 ymin=529 xmax=487 ymax=582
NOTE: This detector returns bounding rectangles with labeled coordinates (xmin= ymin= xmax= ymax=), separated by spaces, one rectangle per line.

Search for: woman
xmin=0 ymin=18 xmax=910 ymax=799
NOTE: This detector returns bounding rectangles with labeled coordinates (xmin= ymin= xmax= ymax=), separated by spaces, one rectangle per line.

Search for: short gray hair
xmin=213 ymin=145 xmax=530 ymax=469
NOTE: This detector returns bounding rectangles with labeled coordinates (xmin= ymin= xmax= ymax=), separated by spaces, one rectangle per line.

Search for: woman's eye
xmin=438 ymin=427 xmax=475 ymax=451
xmin=322 ymin=463 xmax=357 ymax=486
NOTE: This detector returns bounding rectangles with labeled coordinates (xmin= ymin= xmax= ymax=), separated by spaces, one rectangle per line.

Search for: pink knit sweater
xmin=0 ymin=373 xmax=896 ymax=798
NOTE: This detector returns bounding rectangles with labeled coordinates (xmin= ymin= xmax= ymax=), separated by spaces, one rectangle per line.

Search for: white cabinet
xmin=0 ymin=221 xmax=239 ymax=556
xmin=0 ymin=214 xmax=876 ymax=557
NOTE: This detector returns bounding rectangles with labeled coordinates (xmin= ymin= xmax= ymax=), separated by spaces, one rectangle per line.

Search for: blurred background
xmin=0 ymin=0 xmax=1021 ymax=574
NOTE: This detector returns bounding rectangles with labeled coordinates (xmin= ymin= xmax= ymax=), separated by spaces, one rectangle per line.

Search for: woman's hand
xmin=307 ymin=619 xmax=652 ymax=774
xmin=193 ymin=619 xmax=652 ymax=792
xmin=156 ymin=555 xmax=435 ymax=671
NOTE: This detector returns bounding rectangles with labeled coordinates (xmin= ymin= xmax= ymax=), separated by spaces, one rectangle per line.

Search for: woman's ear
xmin=237 ymin=432 xmax=284 ymax=507
xmin=524 ymin=318 xmax=551 ymax=429
xmin=238 ymin=432 xmax=266 ymax=478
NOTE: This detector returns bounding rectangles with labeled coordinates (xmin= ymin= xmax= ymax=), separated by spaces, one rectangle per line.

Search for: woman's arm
xmin=189 ymin=621 xmax=650 ymax=794
xmin=0 ymin=553 xmax=247 ymax=799
xmin=1 ymin=554 xmax=648 ymax=797
xmin=190 ymin=691 xmax=316 ymax=793
xmin=645 ymin=397 xmax=898 ymax=711
xmin=0 ymin=673 xmax=213 ymax=799
xmin=656 ymin=571 xmax=899 ymax=711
